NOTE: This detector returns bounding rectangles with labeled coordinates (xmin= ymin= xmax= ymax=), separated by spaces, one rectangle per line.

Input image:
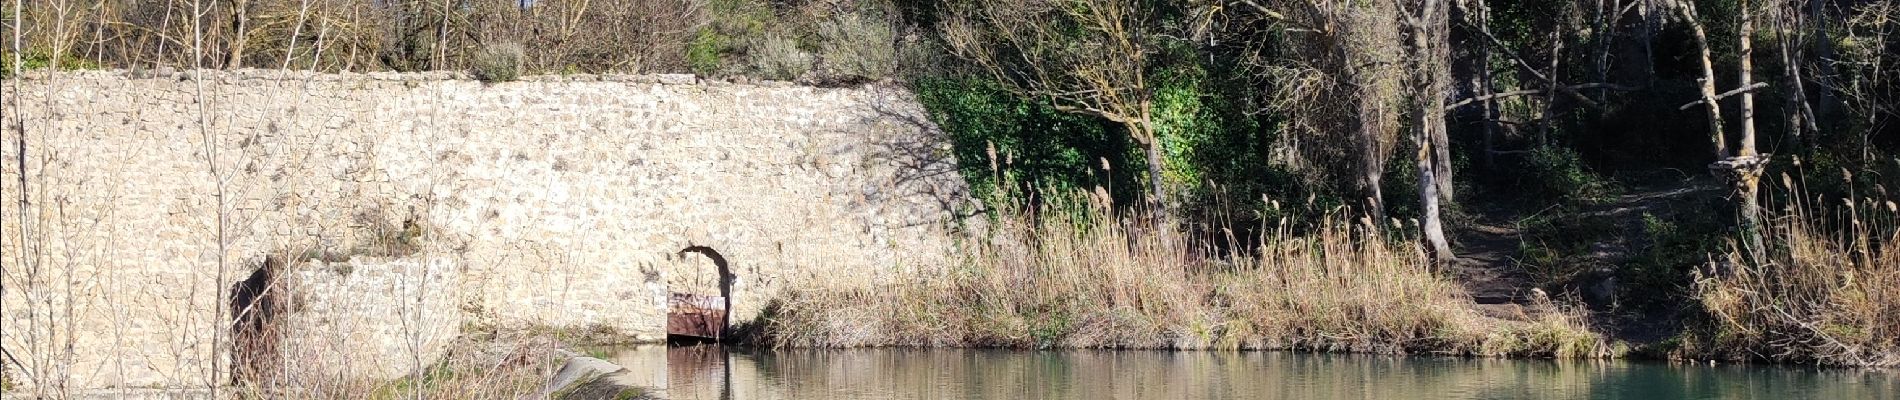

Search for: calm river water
xmin=600 ymin=345 xmax=1897 ymax=399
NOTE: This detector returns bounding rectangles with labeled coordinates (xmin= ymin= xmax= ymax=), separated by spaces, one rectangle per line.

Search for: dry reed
xmin=1695 ymin=173 xmax=1900 ymax=366
xmin=763 ymin=190 xmax=1605 ymax=358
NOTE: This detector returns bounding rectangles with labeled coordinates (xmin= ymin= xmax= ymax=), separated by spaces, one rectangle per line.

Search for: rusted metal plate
xmin=667 ymin=292 xmax=727 ymax=340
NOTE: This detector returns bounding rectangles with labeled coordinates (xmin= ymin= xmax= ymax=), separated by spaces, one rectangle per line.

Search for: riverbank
xmin=758 ymin=181 xmax=1900 ymax=368
xmin=758 ymin=194 xmax=1608 ymax=358
xmin=1682 ymin=181 xmax=1900 ymax=367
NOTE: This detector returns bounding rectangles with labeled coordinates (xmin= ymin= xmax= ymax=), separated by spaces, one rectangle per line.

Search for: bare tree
xmin=225 ymin=0 xmax=252 ymax=67
xmin=1667 ymin=0 xmax=1730 ymax=159
xmin=1461 ymin=0 xmax=1500 ymax=169
xmin=470 ymin=0 xmax=707 ymax=74
xmin=1669 ymin=0 xmax=1771 ymax=258
xmin=940 ymin=0 xmax=1172 ymax=210
xmin=1771 ymin=0 xmax=1820 ymax=147
xmin=1736 ymin=0 xmax=1765 ymax=257
xmin=1227 ymin=0 xmax=1408 ymax=221
xmin=5 ymin=0 xmax=22 ymax=391
xmin=1400 ymin=0 xmax=1455 ymax=261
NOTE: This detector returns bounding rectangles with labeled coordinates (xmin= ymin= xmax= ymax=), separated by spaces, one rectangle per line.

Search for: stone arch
xmin=677 ymin=246 xmax=731 ymax=297
xmin=669 ymin=246 xmax=733 ymax=342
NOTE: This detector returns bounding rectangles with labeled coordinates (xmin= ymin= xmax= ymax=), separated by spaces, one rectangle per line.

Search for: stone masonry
xmin=0 ymin=70 xmax=972 ymax=389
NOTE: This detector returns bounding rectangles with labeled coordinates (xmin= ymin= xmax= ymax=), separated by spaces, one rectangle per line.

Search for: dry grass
xmin=762 ymin=191 xmax=1605 ymax=358
xmin=224 ymin=334 xmax=564 ymax=400
xmin=1694 ymin=174 xmax=1900 ymax=367
xmin=221 ymin=254 xmax=567 ymax=399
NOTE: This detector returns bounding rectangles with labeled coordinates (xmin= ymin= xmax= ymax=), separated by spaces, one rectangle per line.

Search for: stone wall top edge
xmin=2 ymin=68 xmax=890 ymax=90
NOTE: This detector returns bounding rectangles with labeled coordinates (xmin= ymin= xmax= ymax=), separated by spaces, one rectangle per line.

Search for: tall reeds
xmin=762 ymin=187 xmax=1604 ymax=358
xmin=1695 ymin=172 xmax=1900 ymax=366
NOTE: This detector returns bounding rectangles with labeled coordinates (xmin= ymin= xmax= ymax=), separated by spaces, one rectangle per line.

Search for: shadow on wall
xmin=859 ymin=89 xmax=981 ymax=224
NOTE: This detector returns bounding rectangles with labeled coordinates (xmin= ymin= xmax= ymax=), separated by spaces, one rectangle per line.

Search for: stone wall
xmin=0 ymin=70 xmax=971 ymax=389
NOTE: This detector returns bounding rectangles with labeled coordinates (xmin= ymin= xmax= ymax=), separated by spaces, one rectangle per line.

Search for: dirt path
xmin=1449 ymin=177 xmax=1723 ymax=324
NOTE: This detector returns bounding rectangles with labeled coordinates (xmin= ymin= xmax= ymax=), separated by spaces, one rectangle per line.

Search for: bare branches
xmin=944 ymin=0 xmax=1155 ymax=140
xmin=1445 ymin=83 xmax=1639 ymax=112
xmin=941 ymin=0 xmax=1171 ymax=206
xmin=1678 ymin=82 xmax=1771 ymax=110
xmin=1454 ymin=13 xmax=1607 ymax=110
xmin=3 ymin=0 xmax=712 ymax=73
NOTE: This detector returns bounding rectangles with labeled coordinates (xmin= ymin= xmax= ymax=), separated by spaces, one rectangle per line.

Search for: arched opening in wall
xmin=667 ymin=246 xmax=731 ymax=344
xmin=229 ymin=255 xmax=286 ymax=386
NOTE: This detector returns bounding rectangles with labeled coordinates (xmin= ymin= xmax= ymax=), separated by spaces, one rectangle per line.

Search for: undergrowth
xmin=1691 ymin=173 xmax=1900 ymax=366
xmin=762 ymin=182 xmax=1606 ymax=358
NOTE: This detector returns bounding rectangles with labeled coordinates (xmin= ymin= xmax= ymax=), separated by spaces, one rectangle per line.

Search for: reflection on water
xmin=601 ymin=346 xmax=1899 ymax=400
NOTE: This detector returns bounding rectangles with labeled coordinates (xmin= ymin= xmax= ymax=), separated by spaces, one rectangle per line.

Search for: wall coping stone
xmin=7 ymin=69 xmax=841 ymax=90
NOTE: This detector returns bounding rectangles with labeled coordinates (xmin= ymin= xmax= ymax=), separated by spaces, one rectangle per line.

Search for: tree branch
xmin=1444 ymin=83 xmax=1638 ymax=111
xmin=1678 ymin=82 xmax=1769 ymax=110
xmin=1455 ymin=16 xmax=1608 ymax=109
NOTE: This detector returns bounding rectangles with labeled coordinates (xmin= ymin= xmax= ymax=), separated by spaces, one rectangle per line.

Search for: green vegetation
xmin=9 ymin=0 xmax=1900 ymax=368
xmin=686 ymin=29 xmax=731 ymax=77
xmin=0 ymin=49 xmax=102 ymax=78
xmin=1518 ymin=146 xmax=1614 ymax=205
xmin=914 ymin=77 xmax=1135 ymax=206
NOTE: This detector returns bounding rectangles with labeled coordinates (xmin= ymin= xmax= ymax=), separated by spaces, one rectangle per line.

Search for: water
xmin=600 ymin=346 xmax=1898 ymax=399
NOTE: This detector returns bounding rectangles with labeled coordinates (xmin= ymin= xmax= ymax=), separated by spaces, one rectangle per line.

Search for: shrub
xmin=1622 ymin=206 xmax=1724 ymax=307
xmin=687 ymin=28 xmax=729 ymax=76
xmin=816 ymin=11 xmax=897 ymax=82
xmin=0 ymin=49 xmax=102 ymax=79
xmin=684 ymin=0 xmax=779 ymax=77
xmin=912 ymin=77 xmax=1142 ymax=208
xmin=747 ymin=30 xmax=813 ymax=81
xmin=1520 ymin=146 xmax=1611 ymax=204
xmin=471 ymin=42 xmax=525 ymax=83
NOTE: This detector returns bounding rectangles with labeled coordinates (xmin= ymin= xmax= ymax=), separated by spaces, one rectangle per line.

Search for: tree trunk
xmin=1641 ymin=0 xmax=1659 ymax=83
xmin=1475 ymin=0 xmax=1498 ymax=169
xmin=436 ymin=0 xmax=452 ymax=70
xmin=1411 ymin=0 xmax=1455 ymax=262
xmin=1432 ymin=96 xmax=1455 ymax=203
xmin=1418 ymin=130 xmax=1454 ymax=261
xmin=1475 ymin=69 xmax=1496 ymax=169
xmin=1358 ymin=84 xmax=1390 ymax=221
xmin=1777 ymin=7 xmax=1803 ymax=145
xmin=1432 ymin=4 xmax=1454 ymax=204
xmin=225 ymin=0 xmax=250 ymax=68
xmin=1739 ymin=0 xmax=1757 ymax=159
xmin=1594 ymin=0 xmax=1614 ymax=105
xmin=1127 ymin=118 xmax=1168 ymax=213
xmin=1809 ymin=0 xmax=1836 ymax=129
xmin=1777 ymin=0 xmax=1819 ymax=147
xmin=1671 ymin=0 xmax=1729 ymax=159
xmin=1737 ymin=0 xmax=1765 ymax=260
xmin=1364 ymin=159 xmax=1387 ymax=222
xmin=1142 ymin=131 xmax=1167 ymax=212
xmin=1539 ymin=29 xmax=1565 ymax=146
